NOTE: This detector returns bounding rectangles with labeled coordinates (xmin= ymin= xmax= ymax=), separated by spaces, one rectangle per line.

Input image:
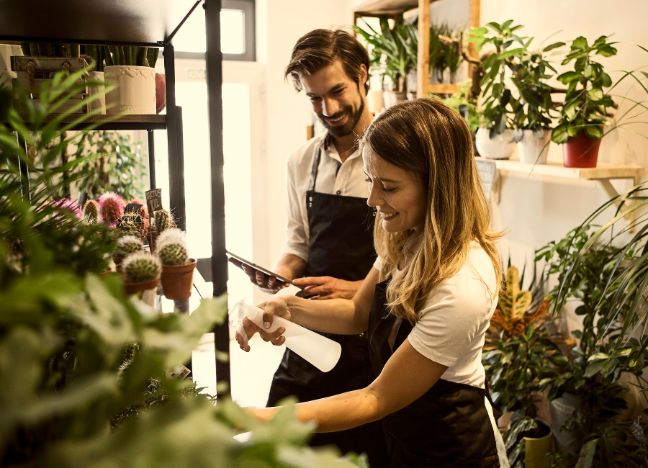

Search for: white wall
xmin=254 ymin=0 xmax=355 ymax=269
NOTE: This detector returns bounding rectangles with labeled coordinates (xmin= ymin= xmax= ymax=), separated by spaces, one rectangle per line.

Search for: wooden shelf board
xmin=476 ymin=157 xmax=645 ymax=182
xmin=0 ymin=0 xmax=201 ymax=46
xmin=353 ymin=0 xmax=420 ymax=15
xmin=423 ymin=83 xmax=459 ymax=95
xmin=55 ymin=114 xmax=167 ymax=130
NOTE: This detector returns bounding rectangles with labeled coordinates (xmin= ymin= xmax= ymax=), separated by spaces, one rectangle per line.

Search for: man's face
xmin=300 ymin=59 xmax=367 ymax=138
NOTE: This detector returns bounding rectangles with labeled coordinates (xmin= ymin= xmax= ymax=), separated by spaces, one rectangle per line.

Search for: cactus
xmin=153 ymin=209 xmax=174 ymax=235
xmin=83 ymin=199 xmax=101 ymax=223
xmin=113 ymin=235 xmax=143 ymax=265
xmin=99 ymin=192 xmax=125 ymax=227
xmin=156 ymin=227 xmax=184 ymax=247
xmin=117 ymin=212 xmax=144 ymax=238
xmin=122 ymin=252 xmax=161 ymax=283
xmin=157 ymin=241 xmax=188 ymax=266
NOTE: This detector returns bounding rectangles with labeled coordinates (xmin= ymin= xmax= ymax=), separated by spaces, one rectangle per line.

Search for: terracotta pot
xmin=124 ymin=277 xmax=160 ymax=295
xmin=155 ymin=73 xmax=166 ymax=113
xmin=161 ymin=258 xmax=196 ymax=300
xmin=563 ymin=132 xmax=601 ymax=168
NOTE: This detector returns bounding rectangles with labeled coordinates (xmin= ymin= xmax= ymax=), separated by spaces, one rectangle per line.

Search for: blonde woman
xmin=237 ymin=98 xmax=509 ymax=467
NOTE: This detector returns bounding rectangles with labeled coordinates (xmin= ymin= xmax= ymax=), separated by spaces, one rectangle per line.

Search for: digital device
xmin=225 ymin=250 xmax=299 ymax=288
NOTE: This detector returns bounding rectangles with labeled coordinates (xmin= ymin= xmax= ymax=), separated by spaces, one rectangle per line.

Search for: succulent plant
xmin=99 ymin=192 xmax=125 ymax=227
xmin=122 ymin=252 xmax=161 ymax=283
xmin=155 ymin=227 xmax=184 ymax=247
xmin=117 ymin=212 xmax=144 ymax=238
xmin=83 ymin=199 xmax=101 ymax=224
xmin=153 ymin=209 xmax=174 ymax=235
xmin=53 ymin=198 xmax=82 ymax=219
xmin=157 ymin=241 xmax=188 ymax=266
xmin=113 ymin=235 xmax=144 ymax=265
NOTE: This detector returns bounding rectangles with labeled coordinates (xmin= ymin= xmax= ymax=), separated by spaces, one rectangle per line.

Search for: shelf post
xmin=417 ymin=0 xmax=430 ymax=98
xmin=204 ymin=0 xmax=230 ymax=398
xmin=164 ymin=42 xmax=187 ymax=231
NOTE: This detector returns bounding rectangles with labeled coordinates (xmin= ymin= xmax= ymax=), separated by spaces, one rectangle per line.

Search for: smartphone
xmin=225 ymin=250 xmax=300 ymax=289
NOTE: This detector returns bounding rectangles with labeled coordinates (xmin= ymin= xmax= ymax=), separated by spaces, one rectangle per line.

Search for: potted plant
xmin=483 ymin=261 xmax=563 ymax=466
xmin=104 ymin=46 xmax=160 ymax=114
xmin=354 ymin=15 xmax=417 ymax=106
xmin=511 ymin=44 xmax=563 ymax=164
xmin=150 ymin=207 xmax=175 ymax=251
xmin=469 ymin=20 xmax=525 ymax=159
xmin=113 ymin=235 xmax=144 ymax=272
xmin=82 ymin=199 xmax=101 ymax=224
xmin=550 ymin=35 xmax=618 ymax=168
xmin=536 ymin=182 xmax=648 ymax=465
xmin=121 ymin=251 xmax=161 ymax=305
xmin=155 ymin=228 xmax=197 ymax=301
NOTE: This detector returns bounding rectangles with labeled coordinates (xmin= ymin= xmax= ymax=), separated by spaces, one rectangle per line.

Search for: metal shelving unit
xmin=0 ymin=0 xmax=230 ymax=397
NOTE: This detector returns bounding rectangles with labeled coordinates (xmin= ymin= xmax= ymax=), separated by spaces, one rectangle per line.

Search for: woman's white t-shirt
xmin=376 ymin=243 xmax=498 ymax=388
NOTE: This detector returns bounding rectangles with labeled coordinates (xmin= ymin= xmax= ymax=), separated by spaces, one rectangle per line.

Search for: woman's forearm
xmin=286 ymin=295 xmax=366 ymax=334
xmin=251 ymin=387 xmax=384 ymax=433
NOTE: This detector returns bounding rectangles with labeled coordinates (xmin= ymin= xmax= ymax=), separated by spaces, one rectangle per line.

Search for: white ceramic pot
xmin=475 ymin=127 xmax=515 ymax=160
xmin=104 ymin=65 xmax=155 ymax=115
xmin=518 ymin=129 xmax=550 ymax=164
xmin=86 ymin=70 xmax=106 ymax=114
xmin=382 ymin=90 xmax=407 ymax=109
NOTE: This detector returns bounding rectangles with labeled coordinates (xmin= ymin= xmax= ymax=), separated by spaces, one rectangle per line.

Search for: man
xmin=245 ymin=29 xmax=385 ymax=465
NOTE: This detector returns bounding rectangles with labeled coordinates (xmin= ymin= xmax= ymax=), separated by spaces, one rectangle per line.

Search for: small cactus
xmin=153 ymin=209 xmax=174 ymax=235
xmin=157 ymin=241 xmax=188 ymax=266
xmin=117 ymin=212 xmax=144 ymax=238
xmin=156 ymin=227 xmax=184 ymax=247
xmin=83 ymin=199 xmax=101 ymax=224
xmin=99 ymin=192 xmax=125 ymax=227
xmin=122 ymin=252 xmax=161 ymax=283
xmin=113 ymin=235 xmax=144 ymax=265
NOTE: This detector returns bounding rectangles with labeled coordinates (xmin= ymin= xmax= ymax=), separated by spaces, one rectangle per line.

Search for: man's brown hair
xmin=285 ymin=29 xmax=369 ymax=93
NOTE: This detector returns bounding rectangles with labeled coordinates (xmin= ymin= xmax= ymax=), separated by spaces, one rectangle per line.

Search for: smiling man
xmin=241 ymin=29 xmax=385 ymax=465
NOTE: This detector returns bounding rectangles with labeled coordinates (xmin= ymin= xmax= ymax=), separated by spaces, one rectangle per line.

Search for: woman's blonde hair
xmin=363 ymin=98 xmax=501 ymax=323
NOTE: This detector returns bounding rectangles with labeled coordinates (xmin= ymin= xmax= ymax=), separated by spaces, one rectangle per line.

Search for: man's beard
xmin=319 ymin=98 xmax=365 ymax=138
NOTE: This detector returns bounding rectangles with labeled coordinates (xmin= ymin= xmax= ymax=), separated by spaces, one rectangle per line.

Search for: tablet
xmin=225 ymin=250 xmax=297 ymax=288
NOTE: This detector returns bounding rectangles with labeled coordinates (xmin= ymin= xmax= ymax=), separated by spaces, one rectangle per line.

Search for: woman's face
xmin=363 ymin=146 xmax=426 ymax=234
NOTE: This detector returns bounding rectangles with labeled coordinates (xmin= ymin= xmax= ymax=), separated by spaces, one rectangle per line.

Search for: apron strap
xmin=308 ymin=146 xmax=322 ymax=192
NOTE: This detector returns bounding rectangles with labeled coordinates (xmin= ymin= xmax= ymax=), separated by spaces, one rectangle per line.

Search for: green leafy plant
xmin=354 ymin=16 xmax=418 ymax=93
xmin=105 ymin=46 xmax=160 ymax=68
xmin=0 ymin=67 xmax=362 ymax=467
xmin=444 ymin=80 xmax=480 ymax=132
xmin=74 ymin=130 xmax=146 ymax=201
xmin=551 ymin=35 xmax=618 ymax=143
xmin=484 ymin=262 xmax=563 ymax=418
xmin=428 ymin=22 xmax=462 ymax=83
xmin=470 ymin=20 xmax=564 ymax=137
xmin=536 ymin=182 xmax=648 ymax=466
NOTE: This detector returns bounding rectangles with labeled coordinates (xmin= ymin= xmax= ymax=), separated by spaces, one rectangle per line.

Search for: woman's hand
xmin=234 ymin=297 xmax=292 ymax=351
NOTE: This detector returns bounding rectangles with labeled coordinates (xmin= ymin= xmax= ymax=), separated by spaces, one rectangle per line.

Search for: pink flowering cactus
xmin=99 ymin=192 xmax=125 ymax=227
xmin=52 ymin=198 xmax=82 ymax=219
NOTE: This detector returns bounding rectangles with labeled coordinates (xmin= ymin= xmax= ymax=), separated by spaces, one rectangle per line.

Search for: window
xmin=172 ymin=0 xmax=255 ymax=61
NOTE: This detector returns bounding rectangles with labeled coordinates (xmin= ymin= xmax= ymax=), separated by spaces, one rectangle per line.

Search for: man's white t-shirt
xmin=377 ymin=242 xmax=498 ymax=389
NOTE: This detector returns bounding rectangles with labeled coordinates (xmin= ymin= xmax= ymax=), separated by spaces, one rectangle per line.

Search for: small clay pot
xmin=161 ymin=258 xmax=197 ymax=300
xmin=124 ymin=277 xmax=160 ymax=295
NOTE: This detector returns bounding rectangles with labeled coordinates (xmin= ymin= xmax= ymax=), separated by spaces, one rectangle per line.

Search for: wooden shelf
xmin=63 ymin=114 xmax=167 ymax=131
xmin=476 ymin=157 xmax=645 ymax=184
xmin=476 ymin=157 xmax=646 ymax=224
xmin=0 ymin=0 xmax=201 ymax=46
xmin=353 ymin=0 xmax=419 ymax=16
xmin=424 ymin=83 xmax=459 ymax=95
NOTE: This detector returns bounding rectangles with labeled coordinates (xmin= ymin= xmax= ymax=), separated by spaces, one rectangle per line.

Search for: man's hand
xmin=291 ymin=276 xmax=361 ymax=300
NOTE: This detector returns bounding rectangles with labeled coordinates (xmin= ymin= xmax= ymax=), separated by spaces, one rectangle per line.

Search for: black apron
xmin=267 ymin=145 xmax=387 ymax=466
xmin=369 ymin=280 xmax=502 ymax=467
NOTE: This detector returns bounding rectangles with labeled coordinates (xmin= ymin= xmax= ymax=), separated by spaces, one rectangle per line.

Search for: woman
xmin=237 ymin=98 xmax=508 ymax=467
